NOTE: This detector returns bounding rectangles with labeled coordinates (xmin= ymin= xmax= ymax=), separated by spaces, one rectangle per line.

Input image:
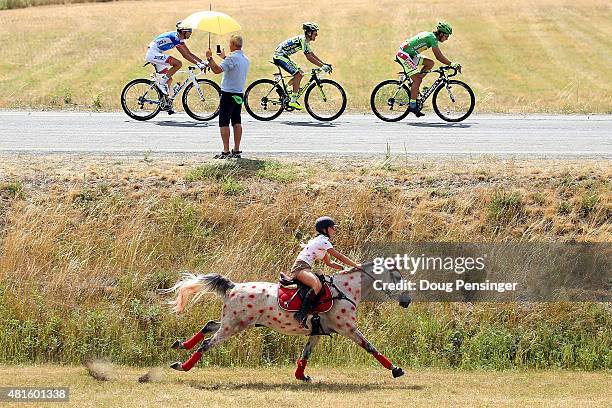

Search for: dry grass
xmin=0 ymin=0 xmax=118 ymax=11
xmin=1 ymin=154 xmax=609 ymax=295
xmin=0 ymin=365 xmax=610 ymax=407
xmin=0 ymin=0 xmax=610 ymax=112
xmin=0 ymin=155 xmax=610 ymax=369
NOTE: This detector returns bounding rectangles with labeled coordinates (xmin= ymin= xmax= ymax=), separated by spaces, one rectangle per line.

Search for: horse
xmin=161 ymin=262 xmax=411 ymax=381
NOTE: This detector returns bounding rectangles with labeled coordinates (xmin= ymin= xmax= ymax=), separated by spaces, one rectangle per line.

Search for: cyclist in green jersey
xmin=396 ymin=21 xmax=461 ymax=117
xmin=272 ymin=22 xmax=332 ymax=110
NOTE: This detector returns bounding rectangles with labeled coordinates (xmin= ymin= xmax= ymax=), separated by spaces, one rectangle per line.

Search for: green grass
xmin=0 ymin=0 xmax=610 ymax=112
xmin=0 ymin=180 xmax=24 ymax=199
xmin=486 ymin=191 xmax=525 ymax=229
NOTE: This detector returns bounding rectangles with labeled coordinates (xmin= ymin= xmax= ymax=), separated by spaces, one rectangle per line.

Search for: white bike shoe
xmin=157 ymin=82 xmax=169 ymax=95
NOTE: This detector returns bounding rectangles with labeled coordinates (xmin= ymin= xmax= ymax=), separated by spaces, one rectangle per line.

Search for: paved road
xmin=0 ymin=111 xmax=610 ymax=157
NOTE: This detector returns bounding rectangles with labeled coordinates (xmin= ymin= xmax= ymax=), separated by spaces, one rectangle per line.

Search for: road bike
xmin=244 ymin=62 xmax=347 ymax=122
xmin=370 ymin=60 xmax=475 ymax=122
xmin=121 ymin=63 xmax=221 ymax=121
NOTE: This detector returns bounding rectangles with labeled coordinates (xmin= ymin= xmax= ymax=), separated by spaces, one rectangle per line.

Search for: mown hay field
xmin=0 ymin=0 xmax=610 ymax=112
xmin=0 ymin=0 xmax=117 ymax=11
xmin=1 ymin=365 xmax=611 ymax=408
xmin=0 ymin=155 xmax=610 ymax=370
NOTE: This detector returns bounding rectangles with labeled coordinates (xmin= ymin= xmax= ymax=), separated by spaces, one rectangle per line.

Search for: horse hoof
xmin=298 ymin=375 xmax=312 ymax=382
xmin=392 ymin=367 xmax=405 ymax=378
xmin=170 ymin=340 xmax=184 ymax=350
xmin=170 ymin=362 xmax=184 ymax=371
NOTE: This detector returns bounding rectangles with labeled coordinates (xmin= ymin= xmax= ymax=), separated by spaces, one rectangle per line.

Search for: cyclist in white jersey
xmin=272 ymin=22 xmax=332 ymax=110
xmin=145 ymin=21 xmax=207 ymax=97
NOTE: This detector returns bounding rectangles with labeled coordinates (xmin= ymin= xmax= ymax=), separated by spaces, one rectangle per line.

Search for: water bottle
xmin=172 ymin=83 xmax=181 ymax=96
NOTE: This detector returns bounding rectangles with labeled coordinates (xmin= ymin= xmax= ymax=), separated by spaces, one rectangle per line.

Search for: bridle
xmin=325 ymin=266 xmax=403 ymax=307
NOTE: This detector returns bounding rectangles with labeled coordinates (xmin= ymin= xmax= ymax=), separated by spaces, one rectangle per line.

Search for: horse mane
xmin=334 ymin=261 xmax=373 ymax=275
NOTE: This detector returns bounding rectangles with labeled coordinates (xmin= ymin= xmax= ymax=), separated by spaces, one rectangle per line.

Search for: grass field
xmin=0 ymin=365 xmax=610 ymax=407
xmin=0 ymin=0 xmax=610 ymax=112
xmin=1 ymin=155 xmax=610 ymax=369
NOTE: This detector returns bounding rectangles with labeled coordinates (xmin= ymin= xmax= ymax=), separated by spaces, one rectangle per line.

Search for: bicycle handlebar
xmin=420 ymin=65 xmax=460 ymax=78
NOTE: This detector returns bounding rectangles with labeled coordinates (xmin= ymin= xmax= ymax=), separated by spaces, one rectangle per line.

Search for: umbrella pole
xmin=208 ymin=3 xmax=212 ymax=50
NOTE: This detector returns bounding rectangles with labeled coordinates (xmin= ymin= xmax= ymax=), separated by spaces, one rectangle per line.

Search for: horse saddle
xmin=277 ymin=273 xmax=333 ymax=313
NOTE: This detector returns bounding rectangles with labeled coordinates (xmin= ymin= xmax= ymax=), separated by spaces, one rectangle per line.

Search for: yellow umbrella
xmin=182 ymin=11 xmax=241 ymax=35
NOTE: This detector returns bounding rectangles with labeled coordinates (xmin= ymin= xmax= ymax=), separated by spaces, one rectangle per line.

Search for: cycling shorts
xmin=145 ymin=48 xmax=172 ymax=73
xmin=272 ymin=55 xmax=301 ymax=76
xmin=396 ymin=50 xmax=423 ymax=76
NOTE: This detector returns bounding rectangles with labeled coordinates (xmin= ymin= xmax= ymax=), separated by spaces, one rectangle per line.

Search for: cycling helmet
xmin=315 ymin=216 xmax=336 ymax=235
xmin=176 ymin=20 xmax=193 ymax=33
xmin=303 ymin=22 xmax=319 ymax=33
xmin=436 ymin=21 xmax=452 ymax=35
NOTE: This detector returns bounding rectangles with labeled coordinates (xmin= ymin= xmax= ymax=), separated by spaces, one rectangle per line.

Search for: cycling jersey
xmin=400 ymin=31 xmax=438 ymax=57
xmin=274 ymin=34 xmax=312 ymax=57
xmin=148 ymin=31 xmax=185 ymax=52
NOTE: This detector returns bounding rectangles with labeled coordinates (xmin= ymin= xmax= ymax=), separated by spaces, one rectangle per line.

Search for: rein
xmin=324 ymin=275 xmax=357 ymax=308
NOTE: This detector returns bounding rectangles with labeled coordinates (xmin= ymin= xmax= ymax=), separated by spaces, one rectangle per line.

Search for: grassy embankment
xmin=1 ymin=365 xmax=611 ymax=408
xmin=0 ymin=0 xmax=610 ymax=112
xmin=0 ymin=156 xmax=610 ymax=369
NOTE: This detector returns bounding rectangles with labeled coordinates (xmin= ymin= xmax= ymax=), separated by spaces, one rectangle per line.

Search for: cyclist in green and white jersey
xmin=272 ymin=22 xmax=332 ymax=110
xmin=396 ymin=21 xmax=461 ymax=117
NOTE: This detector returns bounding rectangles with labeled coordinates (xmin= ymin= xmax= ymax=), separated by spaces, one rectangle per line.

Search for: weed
xmin=220 ymin=176 xmax=244 ymax=196
xmin=256 ymin=161 xmax=298 ymax=183
xmin=487 ymin=191 xmax=525 ymax=227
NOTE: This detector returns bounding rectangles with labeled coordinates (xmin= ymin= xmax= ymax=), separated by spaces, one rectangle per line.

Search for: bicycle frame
xmin=151 ymin=66 xmax=208 ymax=102
xmin=271 ymin=67 xmax=328 ymax=101
xmin=394 ymin=66 xmax=458 ymax=107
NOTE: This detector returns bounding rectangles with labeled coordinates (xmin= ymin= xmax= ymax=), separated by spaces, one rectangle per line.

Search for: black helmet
xmin=302 ymin=22 xmax=319 ymax=33
xmin=176 ymin=20 xmax=193 ymax=33
xmin=315 ymin=216 xmax=336 ymax=235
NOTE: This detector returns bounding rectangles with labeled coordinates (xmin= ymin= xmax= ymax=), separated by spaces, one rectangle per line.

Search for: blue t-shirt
xmin=149 ymin=32 xmax=184 ymax=52
xmin=219 ymin=50 xmax=250 ymax=93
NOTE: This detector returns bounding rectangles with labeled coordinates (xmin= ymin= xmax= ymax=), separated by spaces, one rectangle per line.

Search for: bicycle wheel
xmin=304 ymin=79 xmax=347 ymax=121
xmin=244 ymin=79 xmax=285 ymax=121
xmin=370 ymin=80 xmax=411 ymax=122
xmin=432 ymin=80 xmax=475 ymax=122
xmin=121 ymin=78 xmax=162 ymax=121
xmin=182 ymin=79 xmax=221 ymax=121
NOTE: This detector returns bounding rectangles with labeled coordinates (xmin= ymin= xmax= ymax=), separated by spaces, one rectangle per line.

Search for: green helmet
xmin=436 ymin=21 xmax=453 ymax=35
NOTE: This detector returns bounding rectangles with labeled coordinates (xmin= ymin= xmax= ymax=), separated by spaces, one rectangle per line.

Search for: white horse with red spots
xmin=162 ymin=262 xmax=410 ymax=381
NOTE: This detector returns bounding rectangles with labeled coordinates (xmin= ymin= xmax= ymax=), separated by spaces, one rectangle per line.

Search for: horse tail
xmin=160 ymin=273 xmax=235 ymax=313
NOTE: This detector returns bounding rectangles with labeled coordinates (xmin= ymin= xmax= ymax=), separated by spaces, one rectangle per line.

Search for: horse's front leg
xmin=170 ymin=320 xmax=221 ymax=350
xmin=343 ymin=328 xmax=404 ymax=378
xmin=295 ymin=336 xmax=321 ymax=382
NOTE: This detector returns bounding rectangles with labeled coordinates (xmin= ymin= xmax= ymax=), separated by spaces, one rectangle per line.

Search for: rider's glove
xmin=451 ymin=62 xmax=462 ymax=72
xmin=196 ymin=62 xmax=208 ymax=71
xmin=321 ymin=64 xmax=332 ymax=74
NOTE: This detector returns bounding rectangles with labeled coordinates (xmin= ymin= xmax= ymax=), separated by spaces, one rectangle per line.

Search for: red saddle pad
xmin=277 ymin=283 xmax=333 ymax=313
